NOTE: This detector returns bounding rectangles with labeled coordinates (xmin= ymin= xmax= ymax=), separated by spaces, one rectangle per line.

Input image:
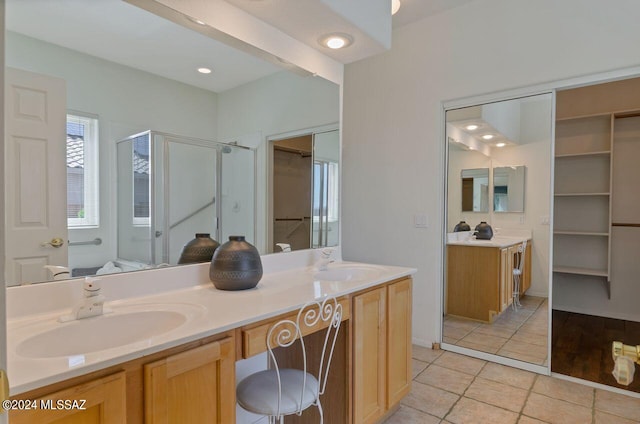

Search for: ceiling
xmin=5 ymin=0 xmax=282 ymax=93
xmin=6 ymin=0 xmax=478 ymax=93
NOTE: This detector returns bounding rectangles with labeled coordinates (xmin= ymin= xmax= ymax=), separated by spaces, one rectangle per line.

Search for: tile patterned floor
xmin=443 ymin=296 xmax=549 ymax=365
xmin=384 ymin=346 xmax=640 ymax=424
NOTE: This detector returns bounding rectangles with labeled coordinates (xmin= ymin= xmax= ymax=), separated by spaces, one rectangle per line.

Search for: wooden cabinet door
xmin=10 ymin=372 xmax=126 ymax=424
xmin=386 ymin=279 xmax=412 ymax=408
xmin=353 ymin=287 xmax=386 ymax=424
xmin=144 ymin=337 xmax=235 ymax=424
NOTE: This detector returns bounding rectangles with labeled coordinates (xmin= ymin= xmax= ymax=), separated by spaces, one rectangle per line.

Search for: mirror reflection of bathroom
xmin=5 ymin=0 xmax=340 ymax=285
xmin=271 ymin=129 xmax=339 ymax=253
xmin=552 ymin=78 xmax=640 ymax=393
xmin=444 ymin=93 xmax=553 ymax=367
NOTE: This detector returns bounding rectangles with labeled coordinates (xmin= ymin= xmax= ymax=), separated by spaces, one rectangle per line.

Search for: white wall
xmin=217 ymin=71 xmax=340 ymax=252
xmin=342 ymin=0 xmax=640 ymax=346
xmin=5 ymin=32 xmax=218 ymax=271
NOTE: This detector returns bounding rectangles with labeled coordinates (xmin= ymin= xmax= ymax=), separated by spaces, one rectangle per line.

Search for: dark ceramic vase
xmin=474 ymin=222 xmax=494 ymax=240
xmin=453 ymin=221 xmax=471 ymax=232
xmin=209 ymin=236 xmax=263 ymax=290
xmin=178 ymin=233 xmax=220 ymax=264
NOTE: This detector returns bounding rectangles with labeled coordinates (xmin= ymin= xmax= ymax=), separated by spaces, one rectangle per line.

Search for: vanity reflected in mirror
xmin=4 ymin=0 xmax=340 ymax=285
xmin=444 ymin=93 xmax=553 ymax=369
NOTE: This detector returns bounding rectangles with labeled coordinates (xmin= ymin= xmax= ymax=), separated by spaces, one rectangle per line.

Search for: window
xmin=313 ymin=160 xmax=339 ymax=223
xmin=132 ymin=134 xmax=151 ymax=226
xmin=67 ymin=113 xmax=99 ymax=228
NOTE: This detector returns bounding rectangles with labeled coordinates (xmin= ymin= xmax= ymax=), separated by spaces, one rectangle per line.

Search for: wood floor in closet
xmin=552 ymin=310 xmax=640 ymax=393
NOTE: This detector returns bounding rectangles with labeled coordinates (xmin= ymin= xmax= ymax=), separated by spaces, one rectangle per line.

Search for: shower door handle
xmin=155 ymin=231 xmax=163 ymax=238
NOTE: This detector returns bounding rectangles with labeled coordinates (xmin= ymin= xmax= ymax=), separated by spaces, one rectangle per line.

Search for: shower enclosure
xmin=117 ymin=131 xmax=255 ymax=266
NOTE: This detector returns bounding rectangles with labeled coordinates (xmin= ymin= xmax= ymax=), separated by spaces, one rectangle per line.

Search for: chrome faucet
xmin=59 ymin=277 xmax=109 ymax=322
xmin=314 ymin=248 xmax=335 ymax=271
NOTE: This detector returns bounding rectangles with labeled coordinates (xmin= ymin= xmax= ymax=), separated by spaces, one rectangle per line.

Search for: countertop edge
xmin=9 ymin=264 xmax=416 ymax=395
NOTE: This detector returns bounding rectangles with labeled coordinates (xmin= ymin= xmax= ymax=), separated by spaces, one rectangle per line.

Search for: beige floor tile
xmin=444 ymin=317 xmax=482 ymax=331
xmin=413 ymin=344 xmax=444 ymax=363
xmin=594 ymin=410 xmax=640 ymax=424
xmin=509 ymin=330 xmax=548 ymax=348
xmin=473 ymin=324 xmax=517 ymax=339
xmin=459 ymin=332 xmax=508 ymax=350
xmin=518 ymin=417 xmax=548 ymax=424
xmin=532 ymin=375 xmax=594 ymax=407
xmin=443 ymin=325 xmax=473 ymax=341
xmin=412 ymin=359 xmax=428 ymax=379
xmin=464 ymin=377 xmax=528 ymax=412
xmin=445 ymin=397 xmax=518 ymax=424
xmin=491 ymin=318 xmax=524 ymax=331
xmin=478 ymin=362 xmax=536 ymax=390
xmin=500 ymin=339 xmax=548 ymax=358
xmin=444 ymin=336 xmax=461 ymax=344
xmin=434 ymin=351 xmax=486 ymax=376
xmin=415 ymin=364 xmax=474 ymax=395
xmin=594 ymin=389 xmax=640 ymax=421
xmin=498 ymin=350 xmax=546 ymax=365
xmin=401 ymin=380 xmax=459 ymax=418
xmin=456 ymin=340 xmax=500 ymax=354
xmin=523 ymin=392 xmax=592 ymax=424
xmin=514 ymin=323 xmax=547 ymax=337
xmin=383 ymin=405 xmax=441 ymax=424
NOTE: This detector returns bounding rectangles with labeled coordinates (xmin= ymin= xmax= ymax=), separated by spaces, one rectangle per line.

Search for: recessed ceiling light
xmin=319 ymin=33 xmax=354 ymax=49
xmin=392 ymin=0 xmax=401 ymax=15
xmin=482 ymin=134 xmax=494 ymax=140
xmin=197 ymin=67 xmax=212 ymax=74
xmin=496 ymin=142 xmax=506 ymax=147
xmin=465 ymin=124 xmax=478 ymax=131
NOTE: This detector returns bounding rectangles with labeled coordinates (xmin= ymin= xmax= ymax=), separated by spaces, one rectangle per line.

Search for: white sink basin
xmin=15 ymin=304 xmax=203 ymax=358
xmin=313 ymin=264 xmax=384 ymax=282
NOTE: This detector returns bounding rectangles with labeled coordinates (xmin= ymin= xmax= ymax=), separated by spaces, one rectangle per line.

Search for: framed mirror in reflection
xmin=5 ymin=0 xmax=340 ymax=285
xmin=460 ymin=168 xmax=489 ymax=213
xmin=444 ymin=93 xmax=553 ymax=369
xmin=493 ymin=165 xmax=526 ymax=213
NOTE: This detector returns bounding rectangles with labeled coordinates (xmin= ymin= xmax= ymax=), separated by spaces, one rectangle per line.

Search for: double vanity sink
xmin=14 ymin=263 xmax=384 ymax=360
xmin=7 ymin=258 xmax=408 ymax=394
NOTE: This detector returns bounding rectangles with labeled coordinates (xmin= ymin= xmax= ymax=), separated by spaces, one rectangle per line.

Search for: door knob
xmin=41 ymin=237 xmax=65 ymax=248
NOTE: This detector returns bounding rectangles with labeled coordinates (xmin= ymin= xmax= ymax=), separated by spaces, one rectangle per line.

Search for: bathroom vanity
xmin=6 ymin=252 xmax=414 ymax=424
xmin=446 ymin=234 xmax=531 ymax=322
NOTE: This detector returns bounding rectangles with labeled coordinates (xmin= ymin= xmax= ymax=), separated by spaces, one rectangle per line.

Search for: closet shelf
xmin=555 ymin=151 xmax=610 ymax=158
xmin=553 ymin=231 xmax=609 ymax=237
xmin=553 ymin=266 xmax=608 ymax=277
xmin=554 ymin=192 xmax=609 ymax=197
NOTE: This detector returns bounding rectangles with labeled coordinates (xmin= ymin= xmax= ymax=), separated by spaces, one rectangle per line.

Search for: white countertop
xmin=446 ymin=229 xmax=531 ymax=248
xmin=7 ymin=255 xmax=415 ymax=395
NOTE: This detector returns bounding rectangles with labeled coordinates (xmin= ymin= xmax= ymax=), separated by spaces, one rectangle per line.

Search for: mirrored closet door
xmin=443 ymin=93 xmax=553 ymax=371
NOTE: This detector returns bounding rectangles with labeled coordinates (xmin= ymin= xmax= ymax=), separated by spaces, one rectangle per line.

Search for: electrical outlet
xmin=540 ymin=215 xmax=550 ymax=225
xmin=519 ymin=215 xmax=525 ymax=225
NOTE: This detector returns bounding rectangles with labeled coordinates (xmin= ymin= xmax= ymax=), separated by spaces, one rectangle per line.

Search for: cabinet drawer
xmin=241 ymin=296 xmax=350 ymax=358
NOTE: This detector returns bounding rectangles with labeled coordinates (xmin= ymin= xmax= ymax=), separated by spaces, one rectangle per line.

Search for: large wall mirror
xmin=4 ymin=0 xmax=340 ymax=286
xmin=444 ymin=93 xmax=553 ymax=370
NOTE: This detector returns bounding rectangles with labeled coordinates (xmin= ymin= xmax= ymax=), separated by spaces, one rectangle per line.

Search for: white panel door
xmin=5 ymin=67 xmax=68 ymax=285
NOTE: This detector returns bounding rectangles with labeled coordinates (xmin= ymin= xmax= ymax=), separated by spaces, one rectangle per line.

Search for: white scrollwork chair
xmin=236 ymin=296 xmax=342 ymax=423
xmin=512 ymin=240 xmax=528 ymax=310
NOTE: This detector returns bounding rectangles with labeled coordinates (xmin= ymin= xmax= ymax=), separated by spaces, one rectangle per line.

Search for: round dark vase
xmin=209 ymin=236 xmax=263 ymax=290
xmin=178 ymin=233 xmax=220 ymax=264
xmin=453 ymin=221 xmax=471 ymax=232
xmin=474 ymin=221 xmax=494 ymax=240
